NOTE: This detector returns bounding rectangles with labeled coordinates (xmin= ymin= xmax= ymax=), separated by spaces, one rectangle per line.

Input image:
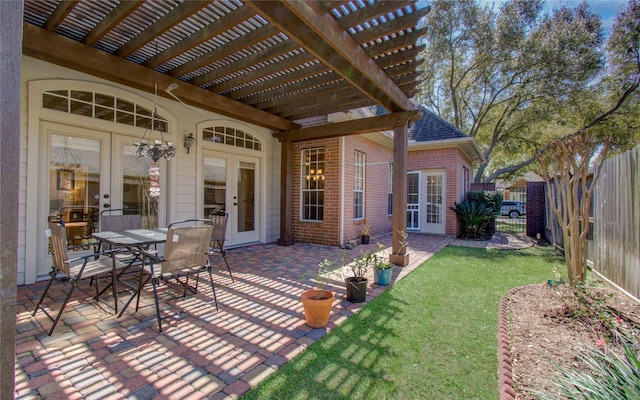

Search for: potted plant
xmin=360 ymin=219 xmax=372 ymax=244
xmin=345 ymin=251 xmax=372 ymax=303
xmin=373 ymin=253 xmax=393 ymax=286
xmin=301 ymin=259 xmax=336 ymax=328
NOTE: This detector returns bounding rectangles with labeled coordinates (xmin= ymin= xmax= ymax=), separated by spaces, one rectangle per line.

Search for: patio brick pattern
xmin=15 ymin=234 xmax=452 ymax=399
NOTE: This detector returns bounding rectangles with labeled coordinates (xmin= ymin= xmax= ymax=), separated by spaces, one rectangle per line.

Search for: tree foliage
xmin=535 ymin=0 xmax=640 ymax=284
xmin=417 ymin=0 xmax=639 ymax=182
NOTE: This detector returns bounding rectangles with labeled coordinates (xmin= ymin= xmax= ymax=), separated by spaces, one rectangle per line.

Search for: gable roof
xmin=408 ymin=106 xmax=468 ymax=142
xmin=369 ymin=105 xmax=483 ymax=163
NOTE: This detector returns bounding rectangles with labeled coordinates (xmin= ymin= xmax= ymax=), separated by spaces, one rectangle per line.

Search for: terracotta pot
xmin=300 ymin=289 xmax=334 ymax=328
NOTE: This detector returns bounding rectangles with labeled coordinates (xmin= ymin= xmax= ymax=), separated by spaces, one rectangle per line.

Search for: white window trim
xmin=354 ymin=151 xmax=365 ymax=220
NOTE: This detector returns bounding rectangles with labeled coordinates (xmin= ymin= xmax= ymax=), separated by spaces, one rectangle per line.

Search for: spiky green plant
xmin=539 ymin=338 xmax=640 ymax=399
xmin=450 ymin=200 xmax=495 ymax=239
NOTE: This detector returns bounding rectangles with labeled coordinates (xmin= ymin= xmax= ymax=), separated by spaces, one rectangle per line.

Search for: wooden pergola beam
xmin=273 ymin=110 xmax=421 ymax=142
xmin=116 ymin=1 xmax=210 ymax=57
xmin=44 ymin=0 xmax=79 ymax=31
xmin=175 ymin=24 xmax=281 ymax=80
xmin=144 ymin=5 xmax=256 ymax=68
xmin=22 ymin=23 xmax=297 ymax=132
xmin=83 ymin=1 xmax=145 ymax=46
xmin=246 ymin=0 xmax=415 ymax=113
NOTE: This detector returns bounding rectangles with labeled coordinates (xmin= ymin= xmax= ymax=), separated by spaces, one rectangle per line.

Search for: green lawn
xmin=241 ymin=245 xmax=562 ymax=400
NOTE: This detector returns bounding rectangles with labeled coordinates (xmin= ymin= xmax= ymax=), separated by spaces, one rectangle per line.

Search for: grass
xmin=241 ymin=245 xmax=562 ymax=400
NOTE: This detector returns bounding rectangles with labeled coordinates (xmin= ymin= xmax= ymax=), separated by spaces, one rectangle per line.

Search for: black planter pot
xmin=361 ymin=235 xmax=370 ymax=244
xmin=346 ymin=277 xmax=368 ymax=303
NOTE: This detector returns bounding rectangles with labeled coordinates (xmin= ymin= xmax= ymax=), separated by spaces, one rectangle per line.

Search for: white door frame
xmin=421 ymin=170 xmax=446 ymax=235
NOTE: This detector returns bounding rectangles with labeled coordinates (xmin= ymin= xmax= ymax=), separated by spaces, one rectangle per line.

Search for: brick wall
xmin=291 ymin=138 xmax=341 ymax=246
xmin=291 ymin=137 xmax=474 ymax=243
xmin=408 ymin=147 xmax=471 ymax=236
xmin=343 ymin=135 xmax=393 ymax=243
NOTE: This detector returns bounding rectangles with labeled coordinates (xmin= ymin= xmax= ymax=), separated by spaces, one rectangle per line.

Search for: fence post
xmin=526 ymin=182 xmax=546 ymax=238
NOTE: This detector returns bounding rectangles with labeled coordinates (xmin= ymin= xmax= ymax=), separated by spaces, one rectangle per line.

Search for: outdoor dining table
xmin=92 ymin=228 xmax=168 ymax=316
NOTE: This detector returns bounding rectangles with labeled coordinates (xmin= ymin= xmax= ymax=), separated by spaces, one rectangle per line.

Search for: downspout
xmin=339 ymin=136 xmax=345 ymax=246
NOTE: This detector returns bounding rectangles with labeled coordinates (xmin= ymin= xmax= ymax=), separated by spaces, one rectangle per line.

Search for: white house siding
xmin=18 ymin=56 xmax=280 ymax=284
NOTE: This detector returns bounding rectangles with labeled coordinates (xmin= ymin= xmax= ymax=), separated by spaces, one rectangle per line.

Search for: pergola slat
xmin=116 ymin=1 xmax=211 ymax=58
xmin=173 ymin=24 xmax=280 ymax=79
xmin=144 ymin=5 xmax=256 ymax=68
xmin=246 ymin=0 xmax=415 ymax=113
xmin=83 ymin=1 xmax=145 ymax=46
xmin=44 ymin=1 xmax=80 ymax=32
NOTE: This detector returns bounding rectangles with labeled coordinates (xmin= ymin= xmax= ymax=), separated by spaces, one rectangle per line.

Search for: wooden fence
xmin=546 ymin=147 xmax=640 ymax=298
xmin=590 ymin=146 xmax=640 ymax=299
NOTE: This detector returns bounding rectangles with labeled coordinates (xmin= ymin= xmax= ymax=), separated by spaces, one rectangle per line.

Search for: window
xmin=301 ymin=148 xmax=324 ymax=221
xmin=42 ymin=90 xmax=168 ymax=132
xmin=202 ymin=126 xmax=262 ymax=151
xmin=463 ymin=166 xmax=470 ymax=200
xmin=354 ymin=151 xmax=365 ymax=219
xmin=388 ymin=162 xmax=393 ymax=215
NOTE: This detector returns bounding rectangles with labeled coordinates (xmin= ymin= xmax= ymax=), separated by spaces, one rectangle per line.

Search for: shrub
xmin=450 ymin=201 xmax=495 ymax=239
xmin=466 ymin=190 xmax=503 ymax=216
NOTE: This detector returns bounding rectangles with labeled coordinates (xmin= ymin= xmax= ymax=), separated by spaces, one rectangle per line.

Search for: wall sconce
xmin=184 ymin=133 xmax=195 ymax=154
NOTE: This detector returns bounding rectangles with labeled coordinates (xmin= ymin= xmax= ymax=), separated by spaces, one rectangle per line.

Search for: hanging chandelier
xmin=134 ymin=36 xmax=176 ymax=163
xmin=133 ymin=36 xmax=176 ymax=198
xmin=133 ymin=83 xmax=176 ymax=163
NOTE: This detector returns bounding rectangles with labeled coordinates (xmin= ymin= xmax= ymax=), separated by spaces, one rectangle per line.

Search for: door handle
xmin=103 ymin=203 xmax=111 ymax=208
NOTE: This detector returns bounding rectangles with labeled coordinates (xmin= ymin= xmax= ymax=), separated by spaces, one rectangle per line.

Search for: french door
xmin=203 ymin=152 xmax=259 ymax=246
xmin=407 ymin=172 xmax=420 ymax=230
xmin=38 ymin=122 xmax=163 ymax=277
xmin=423 ymin=172 xmax=446 ymax=234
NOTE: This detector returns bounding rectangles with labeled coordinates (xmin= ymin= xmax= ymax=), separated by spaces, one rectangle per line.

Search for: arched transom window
xmin=42 ymin=89 xmax=168 ymax=132
xmin=202 ymin=126 xmax=262 ymax=151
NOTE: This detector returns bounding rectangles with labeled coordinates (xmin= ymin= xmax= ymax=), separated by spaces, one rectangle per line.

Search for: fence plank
xmin=590 ymin=146 xmax=640 ymax=299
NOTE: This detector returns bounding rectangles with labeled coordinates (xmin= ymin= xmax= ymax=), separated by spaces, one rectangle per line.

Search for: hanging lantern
xmin=148 ymin=162 xmax=160 ymax=197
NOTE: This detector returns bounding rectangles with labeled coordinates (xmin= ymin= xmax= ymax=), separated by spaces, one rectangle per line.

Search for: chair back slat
xmin=162 ymin=223 xmax=213 ymax=274
xmin=209 ymin=212 xmax=228 ymax=250
xmin=100 ymin=214 xmax=142 ymax=232
xmin=48 ymin=222 xmax=70 ymax=275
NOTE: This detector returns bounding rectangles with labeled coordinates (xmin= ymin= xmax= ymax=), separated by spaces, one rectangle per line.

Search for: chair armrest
xmin=137 ymin=247 xmax=163 ymax=264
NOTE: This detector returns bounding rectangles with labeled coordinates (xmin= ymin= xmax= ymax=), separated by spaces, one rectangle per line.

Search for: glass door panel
xmin=423 ymin=172 xmax=446 ymax=234
xmin=204 ymin=156 xmax=227 ymax=217
xmin=407 ymin=172 xmax=420 ymax=230
xmin=49 ymin=134 xmax=101 ymax=249
xmin=120 ymin=143 xmax=158 ymax=228
xmin=237 ymin=161 xmax=255 ymax=233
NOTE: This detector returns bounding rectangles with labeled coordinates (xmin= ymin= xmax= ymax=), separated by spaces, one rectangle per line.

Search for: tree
xmin=416 ymin=0 xmax=607 ymax=182
xmin=536 ymin=132 xmax=609 ymax=284
xmin=535 ymin=0 xmax=640 ymax=284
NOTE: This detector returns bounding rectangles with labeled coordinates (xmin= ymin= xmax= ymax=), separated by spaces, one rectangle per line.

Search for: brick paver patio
xmin=14 ymin=234 xmax=452 ymax=399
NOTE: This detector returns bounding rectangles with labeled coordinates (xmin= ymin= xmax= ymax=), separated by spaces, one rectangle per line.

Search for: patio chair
xmin=134 ymin=219 xmax=218 ymax=332
xmin=33 ymin=222 xmax=129 ymax=335
xmin=95 ymin=208 xmax=146 ymax=287
xmin=99 ymin=208 xmax=142 ymax=238
xmin=209 ymin=211 xmax=234 ymax=282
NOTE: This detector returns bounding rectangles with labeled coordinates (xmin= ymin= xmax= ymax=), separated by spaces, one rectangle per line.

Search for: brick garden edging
xmin=497 ymin=286 xmax=526 ymax=400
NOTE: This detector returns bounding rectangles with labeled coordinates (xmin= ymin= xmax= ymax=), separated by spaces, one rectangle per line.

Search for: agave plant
xmin=450 ymin=201 xmax=495 ymax=239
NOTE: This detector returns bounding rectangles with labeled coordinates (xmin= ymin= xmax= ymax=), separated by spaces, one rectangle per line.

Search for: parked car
xmin=501 ymin=201 xmax=526 ymax=218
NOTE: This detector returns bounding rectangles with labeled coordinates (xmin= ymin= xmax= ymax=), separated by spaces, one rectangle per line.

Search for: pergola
xmin=0 ymin=2 xmax=430 ymax=391
xmin=21 ymin=0 xmax=429 ymax=261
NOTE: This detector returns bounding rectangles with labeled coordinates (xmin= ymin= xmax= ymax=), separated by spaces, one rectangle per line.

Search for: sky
xmin=478 ymin=0 xmax=629 ymax=36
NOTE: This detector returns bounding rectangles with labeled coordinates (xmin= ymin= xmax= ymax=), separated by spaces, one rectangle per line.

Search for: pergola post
xmin=390 ymin=122 xmax=410 ymax=266
xmin=0 ymin=0 xmax=22 ymax=397
xmin=277 ymin=140 xmax=294 ymax=245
